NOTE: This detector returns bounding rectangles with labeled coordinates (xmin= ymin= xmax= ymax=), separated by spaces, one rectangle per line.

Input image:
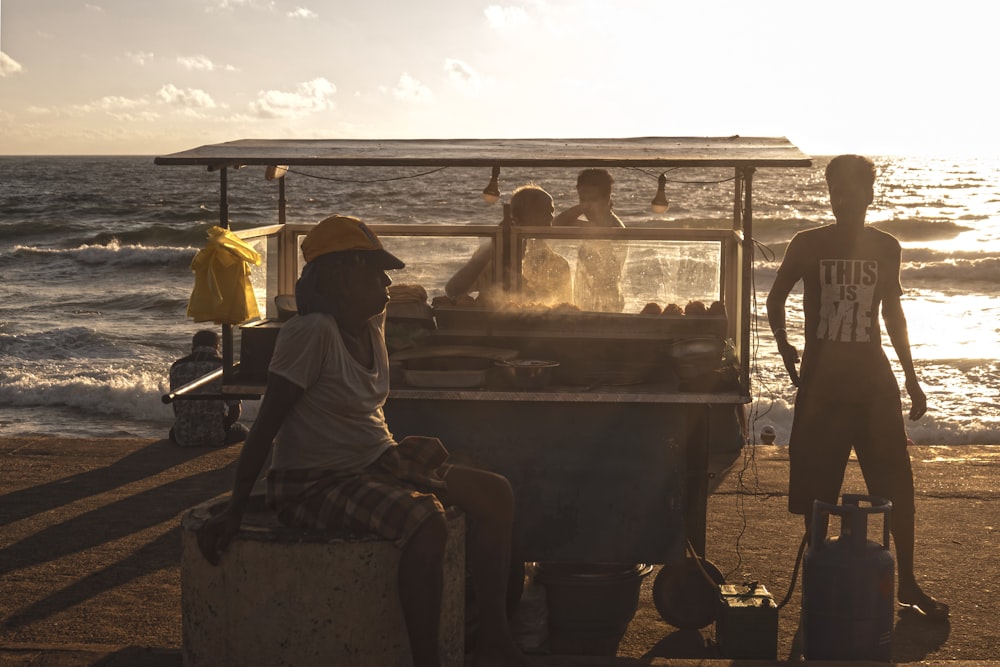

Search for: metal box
xmin=236 ymin=320 xmax=282 ymax=384
xmin=715 ymin=583 xmax=778 ymax=659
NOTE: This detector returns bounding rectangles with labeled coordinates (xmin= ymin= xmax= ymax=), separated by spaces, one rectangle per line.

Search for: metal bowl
xmin=668 ymin=337 xmax=725 ymax=380
xmin=495 ymin=359 xmax=559 ymax=390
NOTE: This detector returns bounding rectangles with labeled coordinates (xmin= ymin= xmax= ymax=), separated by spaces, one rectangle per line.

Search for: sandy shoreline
xmin=1 ymin=436 xmax=998 ymax=664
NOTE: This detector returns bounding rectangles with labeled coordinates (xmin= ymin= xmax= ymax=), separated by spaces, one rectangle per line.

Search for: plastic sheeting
xmin=187 ymin=226 xmax=262 ymax=325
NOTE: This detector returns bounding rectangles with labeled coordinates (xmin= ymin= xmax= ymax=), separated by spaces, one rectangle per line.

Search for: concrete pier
xmin=1 ymin=437 xmax=998 ymax=665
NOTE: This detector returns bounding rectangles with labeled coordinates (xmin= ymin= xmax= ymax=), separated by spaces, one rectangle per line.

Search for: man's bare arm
xmin=445 ymin=243 xmax=492 ymax=298
xmin=197 ymin=373 xmax=304 ymax=564
xmin=883 ymin=295 xmax=927 ymax=420
xmin=766 ymin=255 xmax=801 ymax=386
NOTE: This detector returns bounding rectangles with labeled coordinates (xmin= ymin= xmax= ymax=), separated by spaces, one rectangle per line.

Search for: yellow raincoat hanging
xmin=187 ymin=226 xmax=262 ymax=324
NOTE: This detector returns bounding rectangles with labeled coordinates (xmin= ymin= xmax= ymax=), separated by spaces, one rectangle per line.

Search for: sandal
xmin=898 ymin=591 xmax=950 ymax=620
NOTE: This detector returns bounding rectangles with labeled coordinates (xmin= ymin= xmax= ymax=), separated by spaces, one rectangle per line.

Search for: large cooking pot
xmin=494 ymin=359 xmax=560 ymax=390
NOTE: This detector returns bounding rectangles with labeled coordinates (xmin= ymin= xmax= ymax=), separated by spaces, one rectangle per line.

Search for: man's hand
xmin=196 ymin=505 xmax=243 ymax=566
xmin=906 ymin=377 xmax=927 ymax=420
xmin=776 ymin=337 xmax=800 ymax=387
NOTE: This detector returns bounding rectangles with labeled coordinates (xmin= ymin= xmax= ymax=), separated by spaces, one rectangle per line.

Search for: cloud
xmin=22 ymin=97 xmax=156 ymax=120
xmin=76 ymin=95 xmax=149 ymax=113
xmin=393 ymin=73 xmax=432 ymax=102
xmin=157 ymin=84 xmax=218 ymax=109
xmin=287 ymin=7 xmax=318 ymax=19
xmin=484 ymin=4 xmax=530 ymax=30
xmin=249 ymin=77 xmax=336 ymax=118
xmin=205 ymin=0 xmax=276 ymax=12
xmin=0 ymin=51 xmax=24 ymax=76
xmin=178 ymin=55 xmax=215 ymax=71
xmin=126 ymin=51 xmax=155 ymax=66
xmin=45 ymin=95 xmax=161 ymax=122
xmin=177 ymin=55 xmax=238 ymax=72
xmin=108 ymin=111 xmax=161 ymax=122
xmin=444 ymin=58 xmax=481 ymax=93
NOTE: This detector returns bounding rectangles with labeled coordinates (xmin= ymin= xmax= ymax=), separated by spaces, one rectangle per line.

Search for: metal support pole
xmin=278 ymin=177 xmax=286 ymax=225
xmin=501 ymin=202 xmax=512 ymax=291
xmin=219 ymin=166 xmax=229 ymax=230
xmin=218 ymin=166 xmax=234 ymax=383
xmin=739 ymin=167 xmax=756 ymax=395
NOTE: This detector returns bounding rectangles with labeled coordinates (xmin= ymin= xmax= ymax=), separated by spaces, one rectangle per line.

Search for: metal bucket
xmin=535 ymin=562 xmax=653 ymax=656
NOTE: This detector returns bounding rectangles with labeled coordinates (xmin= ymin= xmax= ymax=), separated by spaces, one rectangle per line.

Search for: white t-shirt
xmin=267 ymin=312 xmax=395 ymax=471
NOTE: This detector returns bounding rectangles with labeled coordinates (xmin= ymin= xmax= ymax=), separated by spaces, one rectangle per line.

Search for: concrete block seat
xmin=180 ymin=494 xmax=466 ymax=667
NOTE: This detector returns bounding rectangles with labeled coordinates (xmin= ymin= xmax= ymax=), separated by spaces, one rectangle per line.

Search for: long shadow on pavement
xmin=3 ymin=527 xmax=183 ymax=631
xmin=0 ymin=439 xmax=221 ymax=528
xmin=0 ymin=443 xmax=235 ymax=633
xmin=0 ymin=462 xmax=235 ymax=577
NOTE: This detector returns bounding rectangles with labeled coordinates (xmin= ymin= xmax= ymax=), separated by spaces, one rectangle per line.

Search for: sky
xmin=1 ymin=0 xmax=997 ymax=157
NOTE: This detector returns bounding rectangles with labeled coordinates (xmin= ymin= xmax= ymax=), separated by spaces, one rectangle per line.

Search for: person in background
xmin=445 ymin=184 xmax=572 ymax=305
xmin=553 ymin=168 xmax=627 ymax=312
xmin=168 ymin=330 xmax=249 ymax=447
xmin=195 ymin=215 xmax=526 ymax=667
xmin=767 ymin=154 xmax=948 ymax=620
xmin=552 ymin=168 xmax=625 ymax=229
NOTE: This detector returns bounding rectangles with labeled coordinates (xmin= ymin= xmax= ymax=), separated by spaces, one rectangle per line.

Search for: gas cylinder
xmin=802 ymin=494 xmax=895 ymax=661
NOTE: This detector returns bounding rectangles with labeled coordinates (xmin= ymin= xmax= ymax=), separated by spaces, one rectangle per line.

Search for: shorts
xmin=788 ymin=388 xmax=914 ymax=520
xmin=266 ymin=435 xmax=455 ymax=547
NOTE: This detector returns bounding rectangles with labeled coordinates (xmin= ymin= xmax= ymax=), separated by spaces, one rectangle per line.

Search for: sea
xmin=1 ymin=153 xmax=998 ymax=445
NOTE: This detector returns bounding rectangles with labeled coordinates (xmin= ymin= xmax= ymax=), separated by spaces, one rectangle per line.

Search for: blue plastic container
xmin=802 ymin=494 xmax=895 ymax=661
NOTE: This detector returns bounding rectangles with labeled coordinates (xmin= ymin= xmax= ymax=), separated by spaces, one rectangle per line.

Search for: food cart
xmin=156 ymin=137 xmax=811 ymax=625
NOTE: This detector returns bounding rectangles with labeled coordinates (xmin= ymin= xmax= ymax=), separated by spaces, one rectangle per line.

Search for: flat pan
xmin=433 ymin=306 xmax=727 ymax=337
xmin=389 ymin=345 xmax=519 ymax=363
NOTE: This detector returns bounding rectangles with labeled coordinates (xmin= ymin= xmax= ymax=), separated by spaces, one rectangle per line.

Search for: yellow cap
xmin=301 ymin=215 xmax=405 ymax=268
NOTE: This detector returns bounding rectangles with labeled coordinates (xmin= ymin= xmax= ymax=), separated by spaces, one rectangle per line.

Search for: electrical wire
xmin=625 ymin=165 xmax=736 ymax=185
xmin=738 ymin=208 xmax=807 ymax=612
xmin=686 ymin=540 xmax=726 ymax=601
xmin=725 ymin=180 xmax=792 ymax=590
xmin=776 ymin=532 xmax=809 ymax=610
xmin=665 ymin=175 xmax=737 ymax=185
xmin=725 ymin=179 xmax=759 ymax=580
xmin=625 ymin=166 xmax=680 ymax=179
xmin=282 ymin=166 xmax=450 ymax=183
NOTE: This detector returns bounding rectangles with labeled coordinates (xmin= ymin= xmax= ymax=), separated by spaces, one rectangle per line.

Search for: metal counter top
xmin=388 ymin=387 xmax=749 ymax=404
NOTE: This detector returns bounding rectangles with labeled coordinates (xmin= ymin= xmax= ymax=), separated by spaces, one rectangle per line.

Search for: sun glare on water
xmin=902 ymin=292 xmax=998 ymax=361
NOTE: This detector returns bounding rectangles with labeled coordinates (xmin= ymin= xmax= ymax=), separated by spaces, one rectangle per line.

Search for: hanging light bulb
xmin=264 ymin=165 xmax=288 ymax=181
xmin=651 ymin=173 xmax=670 ymax=213
xmin=482 ymin=165 xmax=501 ymax=204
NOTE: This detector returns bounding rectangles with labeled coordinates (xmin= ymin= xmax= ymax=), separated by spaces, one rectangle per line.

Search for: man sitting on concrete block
xmin=195 ymin=215 xmax=526 ymax=667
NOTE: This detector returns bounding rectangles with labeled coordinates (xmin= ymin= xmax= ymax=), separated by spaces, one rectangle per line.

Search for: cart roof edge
xmin=154 ymin=136 xmax=812 ymax=169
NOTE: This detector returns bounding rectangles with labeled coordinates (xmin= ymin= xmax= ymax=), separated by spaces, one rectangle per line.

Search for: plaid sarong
xmin=266 ymin=435 xmax=453 ymax=547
